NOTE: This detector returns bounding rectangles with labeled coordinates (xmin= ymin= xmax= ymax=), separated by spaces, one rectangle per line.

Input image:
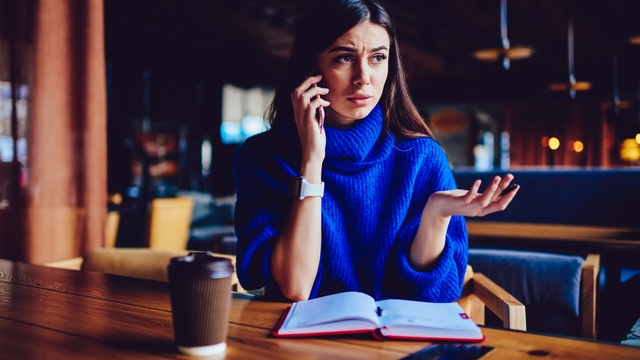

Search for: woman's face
xmin=316 ymin=21 xmax=390 ymax=128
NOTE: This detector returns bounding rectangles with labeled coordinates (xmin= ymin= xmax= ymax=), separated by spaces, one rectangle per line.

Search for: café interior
xmin=1 ymin=0 xmax=640 ymax=350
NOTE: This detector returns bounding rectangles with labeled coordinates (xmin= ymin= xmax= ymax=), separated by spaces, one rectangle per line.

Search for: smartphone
xmin=400 ymin=343 xmax=494 ymax=360
xmin=499 ymin=183 xmax=519 ymax=197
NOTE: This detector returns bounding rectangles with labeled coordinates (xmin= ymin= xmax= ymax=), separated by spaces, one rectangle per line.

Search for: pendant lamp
xmin=548 ymin=14 xmax=591 ymax=98
xmin=473 ymin=0 xmax=534 ymax=70
xmin=600 ymin=53 xmax=632 ymax=114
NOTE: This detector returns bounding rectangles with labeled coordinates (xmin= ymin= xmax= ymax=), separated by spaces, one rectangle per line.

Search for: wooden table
xmin=466 ymin=221 xmax=640 ymax=250
xmin=1 ymin=259 xmax=639 ymax=359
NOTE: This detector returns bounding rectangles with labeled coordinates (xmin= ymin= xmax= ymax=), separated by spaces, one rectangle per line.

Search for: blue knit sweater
xmin=233 ymin=105 xmax=468 ymax=302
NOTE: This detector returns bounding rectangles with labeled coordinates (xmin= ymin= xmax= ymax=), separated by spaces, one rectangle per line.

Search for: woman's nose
xmin=352 ymin=62 xmax=371 ymax=86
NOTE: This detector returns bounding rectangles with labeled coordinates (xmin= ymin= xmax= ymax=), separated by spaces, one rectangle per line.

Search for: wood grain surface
xmin=2 ymin=259 xmax=639 ymax=359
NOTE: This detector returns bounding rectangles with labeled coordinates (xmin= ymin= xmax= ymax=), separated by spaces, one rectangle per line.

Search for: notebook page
xmin=282 ymin=291 xmax=379 ymax=329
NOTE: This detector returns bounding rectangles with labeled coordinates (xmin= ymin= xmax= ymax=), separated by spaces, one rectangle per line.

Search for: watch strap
xmin=290 ymin=176 xmax=324 ymax=200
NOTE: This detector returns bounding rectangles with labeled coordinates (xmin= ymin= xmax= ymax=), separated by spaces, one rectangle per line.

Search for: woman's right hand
xmin=290 ymin=75 xmax=330 ymax=166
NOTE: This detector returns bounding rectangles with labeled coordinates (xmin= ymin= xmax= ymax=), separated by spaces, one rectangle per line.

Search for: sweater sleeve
xmin=232 ymin=133 xmax=294 ymax=300
xmin=384 ymin=141 xmax=468 ymax=302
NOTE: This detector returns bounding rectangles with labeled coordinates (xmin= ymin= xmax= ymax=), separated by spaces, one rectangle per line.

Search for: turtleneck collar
xmin=324 ymin=104 xmax=394 ymax=169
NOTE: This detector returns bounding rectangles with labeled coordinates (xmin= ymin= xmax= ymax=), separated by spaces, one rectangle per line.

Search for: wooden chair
xmin=105 ymin=193 xmax=122 ymax=248
xmin=146 ymin=196 xmax=195 ymax=250
xmin=458 ymin=265 xmax=527 ymax=331
xmin=105 ymin=210 xmax=120 ymax=248
xmin=79 ymin=247 xmax=244 ymax=292
xmin=468 ymin=248 xmax=600 ymax=338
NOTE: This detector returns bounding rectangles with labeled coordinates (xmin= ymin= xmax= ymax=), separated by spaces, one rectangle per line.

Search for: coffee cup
xmin=167 ymin=252 xmax=234 ymax=356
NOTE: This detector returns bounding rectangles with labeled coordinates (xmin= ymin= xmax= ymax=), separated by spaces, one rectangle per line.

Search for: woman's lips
xmin=348 ymin=96 xmax=372 ymax=106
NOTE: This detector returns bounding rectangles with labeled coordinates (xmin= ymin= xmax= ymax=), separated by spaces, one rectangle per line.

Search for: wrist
xmin=300 ymin=162 xmax=323 ymax=184
xmin=422 ymin=202 xmax=451 ymax=227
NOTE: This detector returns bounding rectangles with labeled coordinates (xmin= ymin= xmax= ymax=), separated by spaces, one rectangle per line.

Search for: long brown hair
xmin=267 ymin=0 xmax=432 ymax=139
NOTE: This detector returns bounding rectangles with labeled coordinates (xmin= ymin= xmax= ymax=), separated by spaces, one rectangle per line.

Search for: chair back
xmin=468 ymin=248 xmax=598 ymax=338
xmin=80 ymin=248 xmax=242 ymax=292
xmin=105 ymin=193 xmax=122 ymax=247
xmin=105 ymin=211 xmax=120 ymax=248
xmin=147 ymin=196 xmax=194 ymax=250
xmin=82 ymin=248 xmax=189 ymax=282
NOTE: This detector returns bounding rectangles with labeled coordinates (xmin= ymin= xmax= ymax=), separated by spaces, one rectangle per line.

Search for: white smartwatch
xmin=289 ymin=176 xmax=324 ymax=200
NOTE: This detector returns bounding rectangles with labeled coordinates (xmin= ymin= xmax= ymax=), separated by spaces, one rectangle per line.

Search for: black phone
xmin=400 ymin=343 xmax=494 ymax=360
xmin=499 ymin=183 xmax=519 ymax=197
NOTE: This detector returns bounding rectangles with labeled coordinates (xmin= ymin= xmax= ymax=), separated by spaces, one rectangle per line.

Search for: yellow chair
xmin=105 ymin=193 xmax=122 ymax=248
xmin=43 ymin=257 xmax=84 ymax=270
xmin=105 ymin=210 xmax=120 ymax=248
xmin=79 ymin=247 xmax=244 ymax=292
xmin=146 ymin=196 xmax=195 ymax=250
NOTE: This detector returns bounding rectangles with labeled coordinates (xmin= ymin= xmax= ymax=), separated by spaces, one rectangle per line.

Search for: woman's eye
xmin=371 ymin=54 xmax=387 ymax=63
xmin=335 ymin=54 xmax=354 ymax=63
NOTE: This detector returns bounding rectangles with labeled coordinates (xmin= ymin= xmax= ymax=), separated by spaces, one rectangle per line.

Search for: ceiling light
xmin=549 ymin=17 xmax=591 ymax=98
xmin=473 ymin=0 xmax=534 ymax=70
xmin=548 ymin=80 xmax=592 ymax=92
xmin=473 ymin=47 xmax=534 ymax=62
xmin=630 ymin=35 xmax=640 ymax=45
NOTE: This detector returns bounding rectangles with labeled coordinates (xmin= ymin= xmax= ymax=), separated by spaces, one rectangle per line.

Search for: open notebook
xmin=273 ymin=291 xmax=485 ymax=342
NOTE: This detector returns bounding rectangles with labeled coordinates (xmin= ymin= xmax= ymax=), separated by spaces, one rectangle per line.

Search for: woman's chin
xmin=327 ymin=106 xmax=376 ymax=128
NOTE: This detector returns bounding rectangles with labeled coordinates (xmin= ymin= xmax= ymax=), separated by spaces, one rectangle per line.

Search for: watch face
xmin=289 ymin=176 xmax=323 ymax=199
xmin=289 ymin=176 xmax=303 ymax=198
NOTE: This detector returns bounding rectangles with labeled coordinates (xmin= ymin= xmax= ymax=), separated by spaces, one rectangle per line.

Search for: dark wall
xmin=453 ymin=168 xmax=640 ymax=228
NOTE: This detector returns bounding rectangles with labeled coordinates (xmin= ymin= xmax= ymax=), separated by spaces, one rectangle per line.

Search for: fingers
xmin=291 ymin=75 xmax=328 ymax=107
xmin=493 ymin=174 xmax=516 ymax=199
xmin=499 ymin=183 xmax=519 ymax=197
xmin=476 ymin=174 xmax=519 ymax=216
xmin=291 ymin=75 xmax=321 ymax=98
xmin=289 ymin=76 xmax=330 ymax=163
xmin=478 ymin=174 xmax=515 ymax=201
xmin=460 ymin=174 xmax=518 ymax=216
xmin=291 ymin=75 xmax=330 ymax=129
xmin=478 ymin=185 xmax=519 ymax=216
xmin=464 ymin=179 xmax=481 ymax=203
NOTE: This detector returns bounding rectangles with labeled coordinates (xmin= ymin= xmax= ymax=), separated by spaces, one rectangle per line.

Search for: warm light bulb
xmin=636 ymin=133 xmax=640 ymax=145
xmin=572 ymin=140 xmax=584 ymax=153
xmin=620 ymin=138 xmax=640 ymax=161
xmin=548 ymin=137 xmax=560 ymax=150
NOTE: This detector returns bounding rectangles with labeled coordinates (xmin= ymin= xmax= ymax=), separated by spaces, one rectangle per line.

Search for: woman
xmin=233 ymin=0 xmax=518 ymax=302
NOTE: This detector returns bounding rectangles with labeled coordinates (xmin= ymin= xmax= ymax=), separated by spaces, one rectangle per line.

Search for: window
xmin=220 ymin=84 xmax=271 ymax=144
xmin=0 ymin=81 xmax=28 ymax=207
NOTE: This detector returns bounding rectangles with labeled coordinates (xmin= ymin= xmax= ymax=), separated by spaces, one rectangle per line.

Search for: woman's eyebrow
xmin=328 ymin=45 xmax=389 ymax=53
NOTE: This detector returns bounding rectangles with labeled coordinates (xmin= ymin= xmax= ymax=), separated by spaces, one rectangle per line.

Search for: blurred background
xmin=102 ymin=0 xmax=640 ymax=199
xmin=1 ymin=0 xmax=640 ymax=343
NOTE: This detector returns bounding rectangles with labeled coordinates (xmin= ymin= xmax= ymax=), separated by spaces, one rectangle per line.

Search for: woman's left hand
xmin=426 ymin=174 xmax=519 ymax=218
